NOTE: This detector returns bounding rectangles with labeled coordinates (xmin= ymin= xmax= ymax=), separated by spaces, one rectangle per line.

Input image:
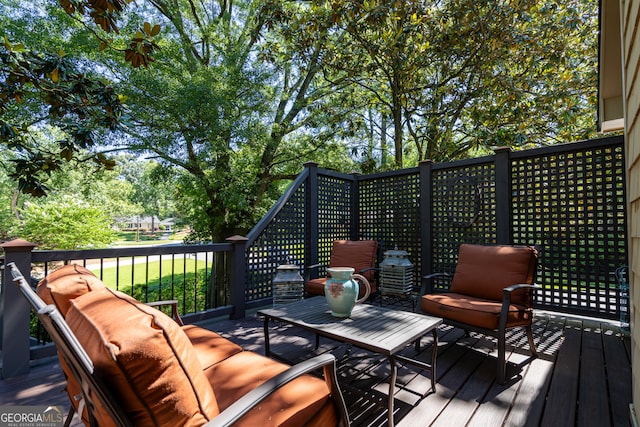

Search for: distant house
xmin=118 ymin=216 xmax=174 ymax=232
xmin=159 ymin=218 xmax=175 ymax=231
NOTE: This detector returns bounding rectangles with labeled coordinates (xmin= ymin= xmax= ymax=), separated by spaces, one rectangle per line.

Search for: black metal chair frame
xmin=421 ymin=253 xmax=540 ymax=385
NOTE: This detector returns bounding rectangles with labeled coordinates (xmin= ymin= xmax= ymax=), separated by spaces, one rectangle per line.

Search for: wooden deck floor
xmin=0 ymin=306 xmax=632 ymax=427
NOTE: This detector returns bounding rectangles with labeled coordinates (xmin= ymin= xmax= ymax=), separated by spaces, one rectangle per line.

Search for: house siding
xmin=625 ymin=0 xmax=640 ymax=420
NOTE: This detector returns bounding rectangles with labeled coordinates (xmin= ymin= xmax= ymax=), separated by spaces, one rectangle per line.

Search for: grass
xmin=112 ymin=230 xmax=188 ymax=246
xmin=88 ymin=258 xmax=217 ymax=314
xmin=30 ymin=257 xmax=220 ymax=341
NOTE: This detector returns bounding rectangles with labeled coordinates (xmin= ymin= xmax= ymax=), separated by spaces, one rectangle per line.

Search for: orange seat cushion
xmin=449 ymin=244 xmax=537 ymax=306
xmin=305 ymin=278 xmax=328 ymax=296
xmin=62 ymin=324 xmax=235 ymax=425
xmin=38 ymin=267 xmax=245 ymax=424
xmin=204 ymin=351 xmax=337 ymax=426
xmin=306 ymin=240 xmax=378 ymax=297
xmin=66 ymin=288 xmax=219 ymax=426
xmin=421 ymin=292 xmax=533 ymax=330
xmin=181 ymin=325 xmax=243 ymax=370
xmin=36 ymin=264 xmax=105 ymax=315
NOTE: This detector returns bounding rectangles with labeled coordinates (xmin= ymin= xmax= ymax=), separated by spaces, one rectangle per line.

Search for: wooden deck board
xmin=398 ymin=334 xmax=486 ymax=427
xmin=578 ymin=320 xmax=611 ymax=427
xmin=506 ymin=357 xmax=555 ymax=427
xmin=602 ymin=322 xmax=633 ymax=427
xmin=539 ymin=317 xmax=582 ymax=427
xmin=430 ymin=354 xmax=496 ymax=427
xmin=471 ymin=359 xmax=522 ymax=426
xmin=0 ymin=308 xmax=632 ymax=427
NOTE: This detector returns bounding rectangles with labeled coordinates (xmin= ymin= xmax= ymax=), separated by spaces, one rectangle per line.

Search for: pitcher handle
xmin=352 ymin=274 xmax=371 ymax=303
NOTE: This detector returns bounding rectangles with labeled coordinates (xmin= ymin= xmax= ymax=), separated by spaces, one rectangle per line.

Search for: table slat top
xmin=258 ymin=298 xmax=442 ymax=355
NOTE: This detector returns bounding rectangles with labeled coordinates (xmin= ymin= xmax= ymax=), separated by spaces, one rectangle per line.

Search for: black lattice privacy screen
xmin=247 ymin=136 xmax=627 ymax=319
xmin=511 ymin=143 xmax=627 ymax=316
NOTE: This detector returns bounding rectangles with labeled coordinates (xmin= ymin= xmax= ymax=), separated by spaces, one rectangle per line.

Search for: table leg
xmin=387 ymin=356 xmax=397 ymax=427
xmin=430 ymin=329 xmax=438 ymax=393
xmin=263 ymin=316 xmax=271 ymax=357
xmin=394 ymin=329 xmax=439 ymax=396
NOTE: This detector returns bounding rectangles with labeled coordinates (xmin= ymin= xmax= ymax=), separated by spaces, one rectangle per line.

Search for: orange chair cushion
xmin=306 ymin=240 xmax=378 ymax=297
xmin=36 ymin=264 xmax=105 ymax=316
xmin=305 ymin=278 xmax=327 ymax=296
xmin=449 ymin=244 xmax=537 ymax=306
xmin=330 ymin=240 xmax=378 ymax=283
xmin=421 ymin=292 xmax=533 ymax=330
xmin=204 ymin=351 xmax=337 ymax=426
xmin=66 ymin=288 xmax=219 ymax=426
xmin=181 ymin=325 xmax=243 ymax=370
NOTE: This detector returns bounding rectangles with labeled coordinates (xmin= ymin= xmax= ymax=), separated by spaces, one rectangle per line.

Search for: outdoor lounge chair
xmin=305 ymin=239 xmax=379 ymax=299
xmin=8 ymin=262 xmax=350 ymax=427
xmin=419 ymin=244 xmax=540 ymax=384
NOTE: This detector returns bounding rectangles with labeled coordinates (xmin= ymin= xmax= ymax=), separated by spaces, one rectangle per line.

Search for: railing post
xmin=226 ymin=235 xmax=248 ymax=320
xmin=350 ymin=172 xmax=360 ymax=240
xmin=1 ymin=239 xmax=37 ymax=378
xmin=493 ymin=147 xmax=513 ymax=245
xmin=305 ymin=162 xmax=320 ymax=274
xmin=419 ymin=160 xmax=434 ymax=292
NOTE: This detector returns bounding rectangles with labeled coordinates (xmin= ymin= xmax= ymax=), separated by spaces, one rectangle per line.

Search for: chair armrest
xmin=305 ymin=263 xmax=323 ymax=274
xmin=498 ymin=283 xmax=541 ymax=332
xmin=358 ymin=266 xmax=378 ymax=275
xmin=503 ymin=283 xmax=541 ymax=294
xmin=203 ymin=353 xmax=348 ymax=427
xmin=502 ymin=283 xmax=541 ymax=307
xmin=146 ymin=300 xmax=184 ymax=326
xmin=304 ymin=263 xmax=325 ymax=282
xmin=420 ymin=272 xmax=452 ymax=296
xmin=423 ymin=272 xmax=452 ymax=280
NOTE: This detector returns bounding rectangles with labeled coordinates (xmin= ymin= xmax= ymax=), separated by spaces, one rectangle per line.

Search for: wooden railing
xmin=0 ymin=236 xmax=249 ymax=378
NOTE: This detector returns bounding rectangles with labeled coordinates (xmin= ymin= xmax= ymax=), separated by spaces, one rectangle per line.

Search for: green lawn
xmin=113 ymin=230 xmax=188 ymax=246
xmin=90 ymin=258 xmax=214 ymax=314
xmin=31 ymin=258 xmax=217 ymax=341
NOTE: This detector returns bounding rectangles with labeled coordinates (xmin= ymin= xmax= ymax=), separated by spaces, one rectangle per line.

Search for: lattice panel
xmin=359 ymin=173 xmax=421 ymax=280
xmin=315 ymin=175 xmax=353 ymax=276
xmin=430 ymin=163 xmax=497 ymax=290
xmin=512 ymin=145 xmax=627 ymax=318
xmin=246 ymin=182 xmax=307 ymax=301
xmin=242 ymin=137 xmax=626 ymax=320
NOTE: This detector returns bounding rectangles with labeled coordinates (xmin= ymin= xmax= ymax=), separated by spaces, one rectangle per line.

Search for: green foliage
xmin=115 ymin=155 xmax=176 ymax=221
xmin=0 ymin=35 xmax=124 ymax=196
xmin=91 ymin=0 xmax=359 ymax=241
xmin=0 ymin=143 xmax=140 ymax=244
xmin=18 ymin=196 xmax=116 ymax=249
xmin=0 ymin=171 xmax=18 ymax=240
xmin=279 ymin=0 xmax=599 ymax=167
xmin=0 ymin=0 xmax=601 ymax=245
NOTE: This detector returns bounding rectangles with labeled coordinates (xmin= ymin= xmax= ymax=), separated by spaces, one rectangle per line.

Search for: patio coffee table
xmin=257 ymin=297 xmax=442 ymax=427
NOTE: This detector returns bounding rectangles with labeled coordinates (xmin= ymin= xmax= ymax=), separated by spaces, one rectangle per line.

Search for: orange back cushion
xmin=449 ymin=244 xmax=538 ymax=305
xmin=66 ymin=288 xmax=219 ymax=426
xmin=36 ymin=264 xmax=105 ymax=316
xmin=329 ymin=240 xmax=378 ymax=282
